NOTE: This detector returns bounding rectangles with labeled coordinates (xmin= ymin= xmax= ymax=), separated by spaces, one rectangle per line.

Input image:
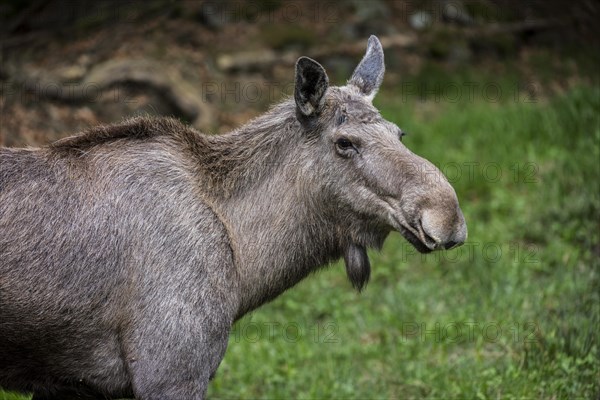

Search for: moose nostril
xmin=420 ymin=209 xmax=467 ymax=250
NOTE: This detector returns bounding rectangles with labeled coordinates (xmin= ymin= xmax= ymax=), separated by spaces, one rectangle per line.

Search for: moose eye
xmin=336 ymin=138 xmax=354 ymax=150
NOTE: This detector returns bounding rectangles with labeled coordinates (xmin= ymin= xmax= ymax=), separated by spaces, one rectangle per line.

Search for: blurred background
xmin=0 ymin=0 xmax=598 ymax=399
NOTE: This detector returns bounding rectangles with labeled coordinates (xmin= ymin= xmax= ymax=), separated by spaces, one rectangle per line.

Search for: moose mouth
xmin=379 ymin=197 xmax=436 ymax=254
xmin=396 ymin=222 xmax=434 ymax=254
xmin=385 ymin=208 xmax=437 ymax=254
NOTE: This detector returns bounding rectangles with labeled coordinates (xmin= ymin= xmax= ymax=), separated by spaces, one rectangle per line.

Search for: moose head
xmin=292 ymin=36 xmax=467 ymax=289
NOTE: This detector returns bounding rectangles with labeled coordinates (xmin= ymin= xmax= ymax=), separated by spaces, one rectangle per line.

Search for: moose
xmin=0 ymin=36 xmax=466 ymax=399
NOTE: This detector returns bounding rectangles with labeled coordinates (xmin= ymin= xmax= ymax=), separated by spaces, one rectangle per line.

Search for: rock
xmin=56 ymin=65 xmax=87 ymax=81
xmin=410 ymin=11 xmax=433 ymax=31
xmin=10 ymin=59 xmax=214 ymax=131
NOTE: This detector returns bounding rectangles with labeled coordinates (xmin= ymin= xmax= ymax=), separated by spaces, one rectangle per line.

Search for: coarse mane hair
xmin=48 ymin=92 xmax=341 ymax=198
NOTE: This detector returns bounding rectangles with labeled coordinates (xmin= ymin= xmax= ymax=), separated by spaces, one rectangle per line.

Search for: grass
xmin=2 ymin=79 xmax=598 ymax=399
xmin=208 ymin=83 xmax=600 ymax=399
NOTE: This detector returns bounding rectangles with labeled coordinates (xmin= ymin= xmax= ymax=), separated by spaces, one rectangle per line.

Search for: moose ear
xmin=348 ymin=35 xmax=385 ymax=101
xmin=294 ymin=57 xmax=329 ymax=118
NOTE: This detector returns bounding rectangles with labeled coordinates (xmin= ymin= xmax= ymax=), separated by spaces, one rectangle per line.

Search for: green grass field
xmin=209 ymin=83 xmax=599 ymax=399
xmin=2 ymin=80 xmax=598 ymax=399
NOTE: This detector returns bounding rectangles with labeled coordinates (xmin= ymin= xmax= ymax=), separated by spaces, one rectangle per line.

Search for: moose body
xmin=0 ymin=37 xmax=466 ymax=399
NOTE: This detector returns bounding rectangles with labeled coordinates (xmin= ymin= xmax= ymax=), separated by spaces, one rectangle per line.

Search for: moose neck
xmin=222 ymin=174 xmax=341 ymax=318
xmin=197 ymin=102 xmax=342 ymax=318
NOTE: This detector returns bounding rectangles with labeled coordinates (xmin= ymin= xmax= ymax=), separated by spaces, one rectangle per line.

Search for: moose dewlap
xmin=0 ymin=36 xmax=466 ymax=399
